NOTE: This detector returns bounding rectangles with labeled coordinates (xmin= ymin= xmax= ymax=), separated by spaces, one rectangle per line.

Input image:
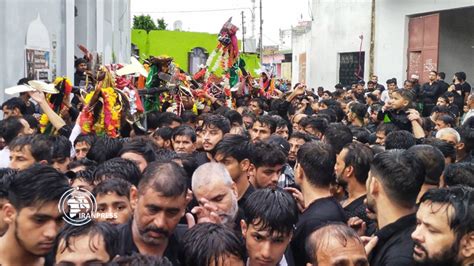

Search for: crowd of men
xmin=0 ymin=67 xmax=473 ymax=266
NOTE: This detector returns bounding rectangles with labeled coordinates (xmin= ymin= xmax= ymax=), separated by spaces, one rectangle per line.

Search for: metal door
xmin=407 ymin=13 xmax=439 ymax=83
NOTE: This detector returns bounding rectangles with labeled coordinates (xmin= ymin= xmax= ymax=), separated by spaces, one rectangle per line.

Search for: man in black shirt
xmin=420 ymin=70 xmax=442 ymax=117
xmin=411 ymin=186 xmax=474 ymax=266
xmin=291 ymin=141 xmax=346 ymax=265
xmin=335 ymin=142 xmax=374 ymax=232
xmin=74 ymin=58 xmax=88 ymax=87
xmin=366 ymin=149 xmax=425 ymax=266
xmin=117 ymin=162 xmax=190 ymax=264
xmin=436 ymin=72 xmax=450 ymax=96
xmin=214 ymin=134 xmax=255 ymax=211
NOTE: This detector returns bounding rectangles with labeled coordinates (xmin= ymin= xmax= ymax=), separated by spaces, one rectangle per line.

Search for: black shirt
xmin=420 ymin=81 xmax=441 ymax=105
xmin=117 ymin=219 xmax=184 ymax=265
xmin=238 ymin=183 xmax=255 ymax=210
xmin=343 ymin=195 xmax=376 ymax=236
xmin=369 ymin=213 xmax=417 ymax=266
xmin=290 ymin=196 xmax=346 ymax=266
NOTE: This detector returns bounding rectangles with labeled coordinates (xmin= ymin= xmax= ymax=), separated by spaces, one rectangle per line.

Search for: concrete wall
xmin=291 ymin=29 xmax=312 ymax=87
xmin=303 ymin=0 xmax=474 ymax=90
xmin=308 ymin=0 xmax=371 ymax=89
xmin=0 ymin=0 xmax=69 ymax=104
xmin=0 ymin=0 xmax=130 ymax=105
xmin=438 ymin=7 xmax=474 ymax=82
xmin=374 ymin=0 xmax=474 ymax=84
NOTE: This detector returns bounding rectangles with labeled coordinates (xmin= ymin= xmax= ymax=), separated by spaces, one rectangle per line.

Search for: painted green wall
xmin=131 ymin=29 xmax=261 ymax=76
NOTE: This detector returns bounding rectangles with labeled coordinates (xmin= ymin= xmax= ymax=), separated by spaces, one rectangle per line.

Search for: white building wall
xmin=291 ymin=29 xmax=312 ymax=87
xmin=374 ymin=0 xmax=474 ymax=83
xmin=309 ymin=0 xmax=371 ymax=90
xmin=0 ymin=0 xmax=131 ymax=105
xmin=305 ymin=0 xmax=474 ymax=91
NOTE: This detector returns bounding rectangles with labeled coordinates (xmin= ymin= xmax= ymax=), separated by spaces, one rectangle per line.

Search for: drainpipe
xmin=369 ymin=0 xmax=375 ymax=77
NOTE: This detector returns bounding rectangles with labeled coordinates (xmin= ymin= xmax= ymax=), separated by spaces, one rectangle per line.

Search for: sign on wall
xmin=25 ymin=48 xmax=50 ymax=81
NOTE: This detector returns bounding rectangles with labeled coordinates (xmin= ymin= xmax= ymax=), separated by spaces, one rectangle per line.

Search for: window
xmin=339 ymin=52 xmax=365 ymax=88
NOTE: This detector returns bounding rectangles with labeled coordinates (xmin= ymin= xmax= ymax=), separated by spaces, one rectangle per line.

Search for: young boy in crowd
xmin=93 ymin=178 xmax=134 ymax=225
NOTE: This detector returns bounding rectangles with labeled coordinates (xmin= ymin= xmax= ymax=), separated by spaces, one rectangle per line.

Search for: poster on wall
xmin=25 ymin=48 xmax=50 ymax=81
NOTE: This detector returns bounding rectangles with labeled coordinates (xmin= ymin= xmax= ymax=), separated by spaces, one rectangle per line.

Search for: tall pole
xmin=369 ymin=0 xmax=376 ymax=77
xmin=259 ymin=0 xmax=263 ymax=64
xmin=241 ymin=11 xmax=245 ymax=53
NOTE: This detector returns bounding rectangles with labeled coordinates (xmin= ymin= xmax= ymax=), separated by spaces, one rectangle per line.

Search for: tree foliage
xmin=157 ymin=18 xmax=167 ymax=30
xmin=132 ymin=15 xmax=167 ymax=32
xmin=132 ymin=15 xmax=157 ymax=32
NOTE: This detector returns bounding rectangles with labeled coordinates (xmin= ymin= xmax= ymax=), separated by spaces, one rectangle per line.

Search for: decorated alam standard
xmin=0 ymin=17 xmax=474 ymax=266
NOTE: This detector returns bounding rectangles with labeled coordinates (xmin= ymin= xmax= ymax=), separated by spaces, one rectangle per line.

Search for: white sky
xmin=130 ymin=0 xmax=312 ymax=46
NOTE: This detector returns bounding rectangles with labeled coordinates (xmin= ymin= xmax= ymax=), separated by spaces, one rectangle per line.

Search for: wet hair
xmin=385 ymin=130 xmax=416 ymax=150
xmin=254 ymin=115 xmax=277 ymax=133
xmin=23 ymin=115 xmax=39 ymax=133
xmin=87 ymin=136 xmax=124 ymax=164
xmin=155 ymin=148 xmax=179 ymax=163
xmin=243 ymin=188 xmax=298 ymax=236
xmin=94 ymin=158 xmax=142 ymax=186
xmin=68 ymin=158 xmax=98 ymax=171
xmin=202 ymin=114 xmax=231 ymax=134
xmin=4 ymin=164 xmax=69 ymax=210
xmin=69 ymin=169 xmax=97 ymax=186
xmin=306 ymin=223 xmax=364 ymax=265
xmin=181 ymin=110 xmax=197 ymax=125
xmin=138 ymin=162 xmax=188 ymax=197
xmin=436 ymin=114 xmax=455 ymax=128
xmin=289 ymin=131 xmax=313 ymax=143
xmin=93 ymin=178 xmax=132 ymax=199
xmin=251 ymin=142 xmax=286 ymax=168
xmin=214 ymin=134 xmax=254 ymax=162
xmin=370 ymin=149 xmax=425 ymax=208
xmin=74 ymin=134 xmax=96 ymax=147
xmin=454 ymin=72 xmax=466 ymax=82
xmin=408 ymin=145 xmax=445 ymax=186
xmin=323 ymin=123 xmax=353 ymax=154
xmin=74 ymin=57 xmax=88 ymax=67
xmin=172 ymin=125 xmax=197 ymax=143
xmin=297 ymin=141 xmax=336 ymax=188
xmin=9 ymin=134 xmax=52 ymax=163
xmin=342 ymin=142 xmax=374 ymax=185
xmin=443 ymin=163 xmax=474 ymax=188
xmin=120 ymin=137 xmax=158 ymax=163
xmin=349 ymin=102 xmax=368 ymax=121
xmin=223 ymin=110 xmax=243 ymax=126
xmin=0 ymin=168 xmax=17 ymax=200
xmin=1 ymin=97 xmax=26 ymax=115
xmin=179 ymin=223 xmax=246 ymax=266
xmin=422 ymin=138 xmax=457 ymax=164
xmin=54 ymin=222 xmax=119 ymax=262
xmin=0 ymin=117 xmax=25 ymax=145
xmin=250 ymin=97 xmax=265 ymax=111
xmin=376 ymin=123 xmax=399 ymax=135
xmin=300 ymin=116 xmax=329 ymax=135
xmin=420 ymin=186 xmax=474 ymax=243
xmin=146 ymin=111 xmax=162 ymax=131
xmin=153 ymin=126 xmax=174 ymax=142
xmin=438 ymin=72 xmax=446 ymax=80
xmin=50 ymin=135 xmax=72 ymax=159
xmin=111 ymin=253 xmax=172 ymax=266
xmin=155 ymin=112 xmax=182 ymax=128
xmin=458 ymin=126 xmax=474 ymax=153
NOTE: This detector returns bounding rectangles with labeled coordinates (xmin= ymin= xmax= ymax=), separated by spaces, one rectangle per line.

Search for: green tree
xmin=132 ymin=15 xmax=157 ymax=32
xmin=157 ymin=18 xmax=167 ymax=30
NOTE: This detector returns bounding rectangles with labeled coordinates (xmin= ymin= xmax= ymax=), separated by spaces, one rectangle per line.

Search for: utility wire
xmin=132 ymin=7 xmax=250 ymax=14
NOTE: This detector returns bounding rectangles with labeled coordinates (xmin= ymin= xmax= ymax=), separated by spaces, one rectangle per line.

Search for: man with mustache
xmin=117 ymin=162 xmax=190 ymax=265
xmin=190 ymin=163 xmax=239 ymax=228
xmin=412 ymin=186 xmax=474 ymax=266
xmin=366 ymin=149 xmax=425 ymax=265
xmin=0 ymin=165 xmax=70 ymax=266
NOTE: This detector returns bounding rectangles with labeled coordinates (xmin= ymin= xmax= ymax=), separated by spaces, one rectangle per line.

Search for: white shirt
xmin=0 ymin=147 xmax=10 ymax=168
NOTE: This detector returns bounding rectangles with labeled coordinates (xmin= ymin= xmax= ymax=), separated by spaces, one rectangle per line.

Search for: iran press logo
xmin=58 ymin=187 xmax=97 ymax=226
